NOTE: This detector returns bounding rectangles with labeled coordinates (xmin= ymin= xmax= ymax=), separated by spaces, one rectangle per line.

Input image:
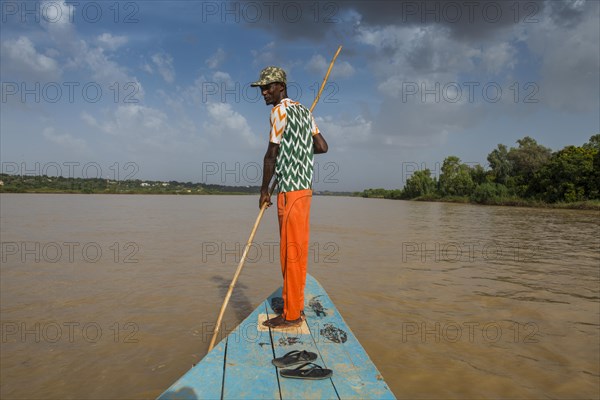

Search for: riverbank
xmin=0 ymin=173 xmax=260 ymax=195
xmin=2 ymin=174 xmax=598 ymax=209
xmin=0 ymin=188 xmax=256 ymax=195
xmin=412 ymin=195 xmax=600 ymax=210
xmin=3 ymin=188 xmax=599 ymax=210
xmin=359 ymin=192 xmax=600 ymax=210
xmin=0 ymin=174 xmax=354 ymax=196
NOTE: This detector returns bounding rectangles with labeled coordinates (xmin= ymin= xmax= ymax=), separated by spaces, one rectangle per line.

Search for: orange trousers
xmin=277 ymin=189 xmax=312 ymax=321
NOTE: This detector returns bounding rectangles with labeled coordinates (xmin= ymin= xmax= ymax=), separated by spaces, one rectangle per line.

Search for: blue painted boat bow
xmin=158 ymin=274 xmax=396 ymax=399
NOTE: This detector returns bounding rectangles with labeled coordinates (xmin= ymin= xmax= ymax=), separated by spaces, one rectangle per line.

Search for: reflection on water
xmin=1 ymin=194 xmax=598 ymax=399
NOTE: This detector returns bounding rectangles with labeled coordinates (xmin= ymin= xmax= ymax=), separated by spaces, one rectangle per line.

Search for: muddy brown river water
xmin=1 ymin=194 xmax=598 ymax=399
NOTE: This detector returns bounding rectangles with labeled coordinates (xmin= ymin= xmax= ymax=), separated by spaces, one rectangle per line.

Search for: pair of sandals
xmin=272 ymin=350 xmax=333 ymax=380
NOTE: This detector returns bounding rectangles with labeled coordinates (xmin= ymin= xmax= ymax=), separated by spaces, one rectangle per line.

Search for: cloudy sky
xmin=1 ymin=0 xmax=598 ymax=191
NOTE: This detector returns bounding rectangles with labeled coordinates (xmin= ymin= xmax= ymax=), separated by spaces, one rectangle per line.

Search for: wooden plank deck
xmin=265 ymin=287 xmax=339 ymax=400
xmin=158 ymin=274 xmax=396 ymax=400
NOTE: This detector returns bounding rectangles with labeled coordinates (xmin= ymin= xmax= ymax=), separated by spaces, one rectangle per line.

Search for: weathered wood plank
xmin=304 ymin=275 xmax=396 ymax=399
xmin=222 ymin=302 xmax=281 ymax=399
xmin=265 ymin=289 xmax=339 ymax=400
xmin=157 ymin=338 xmax=226 ymax=400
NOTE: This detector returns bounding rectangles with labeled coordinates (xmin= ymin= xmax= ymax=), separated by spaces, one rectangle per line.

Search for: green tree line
xmin=0 ymin=175 xmax=261 ymax=195
xmin=362 ymin=134 xmax=600 ymax=207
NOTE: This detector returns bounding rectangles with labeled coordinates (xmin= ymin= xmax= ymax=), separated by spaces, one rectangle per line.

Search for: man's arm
xmin=313 ymin=133 xmax=328 ymax=154
xmin=259 ymin=141 xmax=279 ymax=208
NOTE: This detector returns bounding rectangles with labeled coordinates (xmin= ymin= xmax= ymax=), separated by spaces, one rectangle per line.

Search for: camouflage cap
xmin=250 ymin=66 xmax=287 ymax=87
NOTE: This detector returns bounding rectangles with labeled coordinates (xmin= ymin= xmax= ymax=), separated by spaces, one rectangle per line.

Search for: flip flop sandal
xmin=279 ymin=362 xmax=333 ymax=380
xmin=272 ymin=350 xmax=318 ymax=368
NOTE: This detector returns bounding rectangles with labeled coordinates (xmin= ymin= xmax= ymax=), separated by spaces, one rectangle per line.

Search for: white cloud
xmin=97 ymin=33 xmax=128 ymax=51
xmin=40 ymin=0 xmax=75 ymax=32
xmin=42 ymin=127 xmax=88 ymax=153
xmin=357 ymin=24 xmax=481 ymax=83
xmin=527 ymin=1 xmax=599 ymax=112
xmin=203 ymin=103 xmax=260 ymax=148
xmin=315 ymin=115 xmax=371 ymax=152
xmin=151 ymin=52 xmax=175 ymax=83
xmin=79 ymin=46 xmax=123 ymax=80
xmin=0 ymin=36 xmax=61 ymax=80
xmin=81 ymin=101 xmax=206 ymax=156
xmin=251 ymin=42 xmax=277 ymax=67
xmin=117 ymin=104 xmax=167 ymax=131
xmin=183 ymin=71 xmax=235 ymax=106
xmin=481 ymin=42 xmax=517 ymax=75
xmin=206 ymin=48 xmax=226 ymax=69
xmin=355 ymin=1 xmax=598 ymax=121
xmin=353 ymin=22 xmax=531 ymax=145
xmin=23 ymin=0 xmax=146 ymax=99
xmin=141 ymin=63 xmax=154 ymax=74
xmin=45 ymin=48 xmax=60 ymax=58
xmin=305 ymin=54 xmax=355 ymax=78
xmin=183 ymin=74 xmax=209 ymax=106
xmin=81 ymin=111 xmax=98 ymax=127
xmin=80 ymin=111 xmax=116 ymax=135
xmin=212 ymin=71 xmax=233 ymax=85
xmin=106 ymin=104 xmax=169 ymax=137
xmin=82 ymin=104 xmax=188 ymax=151
xmin=358 ymin=29 xmax=456 ymax=98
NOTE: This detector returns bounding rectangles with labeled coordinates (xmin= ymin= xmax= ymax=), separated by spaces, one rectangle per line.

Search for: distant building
xmin=141 ymin=182 xmax=150 ymax=187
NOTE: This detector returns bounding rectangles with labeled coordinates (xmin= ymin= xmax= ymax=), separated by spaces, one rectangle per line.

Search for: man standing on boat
xmin=252 ymin=66 xmax=329 ymax=329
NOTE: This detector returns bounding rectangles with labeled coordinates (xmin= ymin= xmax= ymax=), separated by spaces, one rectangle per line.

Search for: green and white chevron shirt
xmin=269 ymin=98 xmax=320 ymax=193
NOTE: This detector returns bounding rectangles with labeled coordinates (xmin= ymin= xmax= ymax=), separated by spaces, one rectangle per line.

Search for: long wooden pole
xmin=207 ymin=45 xmax=343 ymax=352
xmin=310 ymin=45 xmax=342 ymax=113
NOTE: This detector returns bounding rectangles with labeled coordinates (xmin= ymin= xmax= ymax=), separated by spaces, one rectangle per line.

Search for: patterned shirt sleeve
xmin=310 ymin=114 xmax=320 ymax=136
xmin=269 ymin=103 xmax=286 ymax=144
